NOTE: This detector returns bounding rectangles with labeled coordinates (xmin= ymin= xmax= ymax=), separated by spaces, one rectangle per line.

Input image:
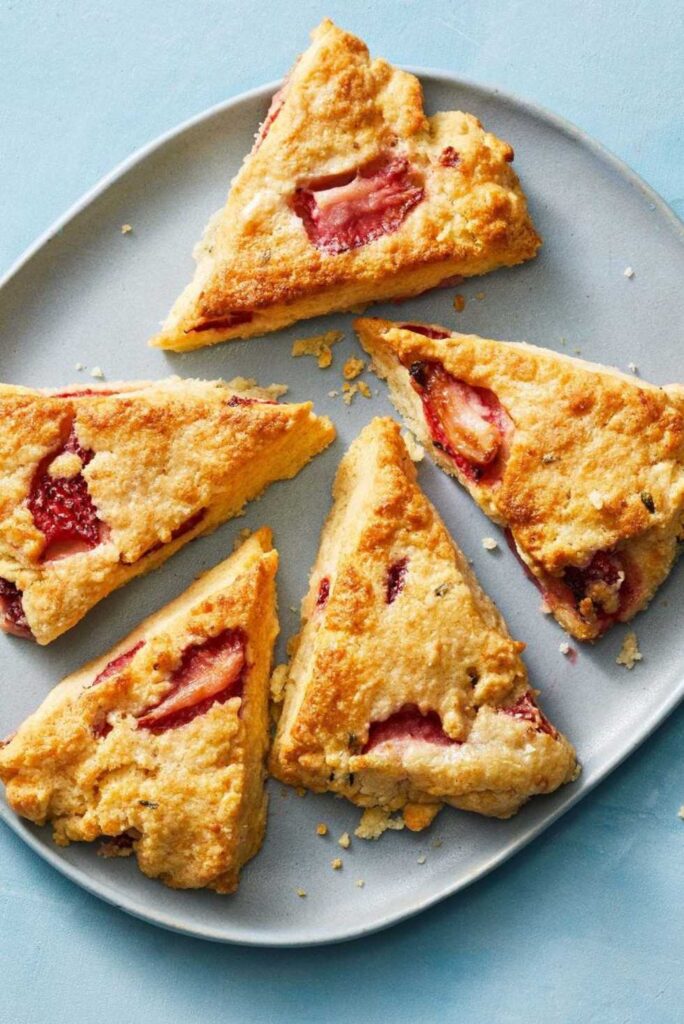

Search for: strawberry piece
xmin=408 ymin=361 xmax=512 ymax=483
xmin=90 ymin=640 xmax=146 ymax=689
xmin=0 ymin=578 xmax=31 ymax=638
xmin=363 ymin=704 xmax=459 ymax=752
xmin=500 ymin=691 xmax=557 ymax=738
xmin=316 ymin=577 xmax=330 ymax=608
xmin=227 ymin=395 xmax=277 ymax=407
xmin=137 ymin=628 xmax=246 ymax=733
xmin=28 ymin=426 xmax=107 ymax=562
xmin=400 ymin=324 xmax=451 ymax=339
xmin=253 ymin=81 xmax=289 ymax=152
xmin=51 ymin=389 xmax=120 ymax=398
xmin=386 ymin=558 xmax=408 ymax=603
xmin=293 ymin=155 xmax=424 ymax=254
xmin=439 ymin=146 xmax=460 ymax=167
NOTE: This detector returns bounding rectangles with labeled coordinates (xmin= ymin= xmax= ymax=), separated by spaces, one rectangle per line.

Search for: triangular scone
xmin=357 ymin=318 xmax=684 ymax=641
xmin=150 ymin=19 xmax=540 ymax=352
xmin=0 ymin=529 xmax=278 ymax=893
xmin=270 ymin=419 xmax=576 ymax=827
xmin=0 ymin=377 xmax=333 ymax=644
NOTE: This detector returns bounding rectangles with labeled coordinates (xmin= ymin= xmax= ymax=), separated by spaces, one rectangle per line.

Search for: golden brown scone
xmin=0 ymin=377 xmax=334 ymax=644
xmin=270 ymin=419 xmax=576 ymax=827
xmin=356 ymin=318 xmax=684 ymax=641
xmin=150 ymin=19 xmax=540 ymax=352
xmin=0 ymin=529 xmax=278 ymax=893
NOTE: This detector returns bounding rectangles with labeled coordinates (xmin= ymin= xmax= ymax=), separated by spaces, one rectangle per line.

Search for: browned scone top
xmin=270 ymin=418 xmax=576 ymax=825
xmin=356 ymin=317 xmax=684 ymax=640
xmin=0 ymin=377 xmax=334 ymax=644
xmin=151 ymin=19 xmax=540 ymax=351
xmin=0 ymin=529 xmax=278 ymax=893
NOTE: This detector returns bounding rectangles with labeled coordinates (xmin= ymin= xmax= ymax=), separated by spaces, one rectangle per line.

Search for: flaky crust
xmin=151 ymin=19 xmax=540 ymax=351
xmin=357 ymin=318 xmax=684 ymax=640
xmin=270 ymin=419 xmax=576 ymax=823
xmin=0 ymin=377 xmax=334 ymax=643
xmin=0 ymin=529 xmax=278 ymax=892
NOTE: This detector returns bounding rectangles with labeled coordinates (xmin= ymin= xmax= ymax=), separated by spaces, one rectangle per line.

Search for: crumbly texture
xmin=0 ymin=530 xmax=279 ymax=893
xmin=616 ymin=631 xmax=642 ymax=669
xmin=270 ymin=418 xmax=577 ymax=824
xmin=356 ymin=318 xmax=684 ymax=641
xmin=292 ymin=330 xmax=344 ymax=368
xmin=150 ymin=19 xmax=540 ymax=352
xmin=0 ymin=378 xmax=334 ymax=643
xmin=343 ymin=358 xmax=366 ymax=381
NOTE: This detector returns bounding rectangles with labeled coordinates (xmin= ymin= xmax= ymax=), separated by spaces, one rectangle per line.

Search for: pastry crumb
xmin=269 ymin=664 xmax=288 ymax=704
xmin=342 ymin=357 xmax=365 ymax=381
xmin=627 ymin=362 xmax=639 ymax=374
xmin=475 ymin=291 xmax=485 ymax=301
xmin=316 ymin=823 xmax=328 ymax=837
xmin=540 ymin=600 xmax=552 ymax=615
xmin=402 ymin=430 xmax=425 ymax=462
xmin=355 ymin=878 xmax=365 ymax=888
xmin=331 ymin=857 xmax=343 ymax=870
xmin=227 ymin=377 xmax=288 ymax=401
xmin=616 ymin=631 xmax=642 ymax=670
xmin=338 ymin=831 xmax=351 ymax=849
xmin=588 ymin=490 xmax=604 ymax=510
xmin=417 ymin=854 xmax=427 ymax=865
xmin=292 ymin=330 xmax=343 ymax=369
xmin=296 ymin=888 xmax=307 ymax=898
xmin=481 ymin=536 xmax=498 ymax=551
xmin=342 ymin=380 xmax=371 ymax=404
xmin=453 ymin=294 xmax=466 ymax=312
xmin=559 ymin=642 xmax=571 ymax=656
xmin=623 ymin=266 xmax=635 ymax=279
xmin=74 ymin=362 xmax=86 ymax=371
xmin=327 ymin=389 xmax=339 ymax=398
xmin=90 ymin=366 xmax=105 ymax=379
xmin=431 ymin=837 xmax=443 ymax=849
xmin=355 ymin=807 xmax=405 ymax=840
xmin=121 ymin=224 xmax=133 ymax=235
xmin=296 ymin=787 xmax=307 ymax=798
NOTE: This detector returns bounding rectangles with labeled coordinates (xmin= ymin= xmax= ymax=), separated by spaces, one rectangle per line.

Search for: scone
xmin=270 ymin=418 xmax=576 ymax=827
xmin=150 ymin=19 xmax=540 ymax=352
xmin=0 ymin=529 xmax=278 ymax=893
xmin=0 ymin=377 xmax=334 ymax=644
xmin=356 ymin=317 xmax=684 ymax=641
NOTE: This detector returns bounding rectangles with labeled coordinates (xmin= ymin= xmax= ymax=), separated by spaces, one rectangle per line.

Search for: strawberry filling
xmin=400 ymin=324 xmax=450 ymax=339
xmin=408 ymin=360 xmax=512 ymax=484
xmin=386 ymin=558 xmax=408 ymax=604
xmin=253 ymin=81 xmax=289 ymax=152
xmin=135 ymin=508 xmax=206 ymax=562
xmin=90 ymin=641 xmax=146 ymax=737
xmin=439 ymin=147 xmax=460 ymax=167
xmin=226 ymin=395 xmax=277 ymax=407
xmin=0 ymin=579 xmax=31 ymax=638
xmin=188 ymin=312 xmax=253 ymax=334
xmin=500 ymin=691 xmax=557 ymax=737
xmin=28 ymin=425 xmax=108 ymax=561
xmin=137 ymin=628 xmax=246 ymax=733
xmin=363 ymin=704 xmax=459 ymax=752
xmin=315 ymin=576 xmax=330 ymax=609
xmin=292 ymin=155 xmax=424 ymax=254
xmin=504 ymin=530 xmax=638 ymax=634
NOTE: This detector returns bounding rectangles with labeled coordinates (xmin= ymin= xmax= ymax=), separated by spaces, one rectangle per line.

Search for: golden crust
xmin=0 ymin=529 xmax=279 ymax=892
xmin=270 ymin=418 xmax=576 ymax=824
xmin=0 ymin=377 xmax=334 ymax=644
xmin=151 ymin=19 xmax=540 ymax=351
xmin=356 ymin=318 xmax=684 ymax=640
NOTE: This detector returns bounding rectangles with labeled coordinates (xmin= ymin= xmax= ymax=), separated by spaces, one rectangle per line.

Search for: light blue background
xmin=1 ymin=1 xmax=682 ymax=1021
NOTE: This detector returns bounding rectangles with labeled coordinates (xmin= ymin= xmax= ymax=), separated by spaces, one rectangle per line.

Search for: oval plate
xmin=1 ymin=73 xmax=683 ymax=946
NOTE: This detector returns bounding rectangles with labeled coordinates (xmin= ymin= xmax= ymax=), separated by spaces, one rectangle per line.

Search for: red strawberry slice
xmin=386 ymin=558 xmax=408 ymax=604
xmin=293 ymin=155 xmax=424 ymax=254
xmin=315 ymin=576 xmax=330 ymax=609
xmin=0 ymin=579 xmax=31 ymax=638
xmin=408 ymin=361 xmax=512 ymax=483
xmin=500 ymin=691 xmax=557 ymax=738
xmin=28 ymin=426 xmax=107 ymax=562
xmin=363 ymin=704 xmax=459 ymax=752
xmin=137 ymin=629 xmax=246 ymax=733
xmin=400 ymin=324 xmax=451 ymax=339
xmin=187 ymin=312 xmax=253 ymax=334
xmin=90 ymin=640 xmax=146 ymax=690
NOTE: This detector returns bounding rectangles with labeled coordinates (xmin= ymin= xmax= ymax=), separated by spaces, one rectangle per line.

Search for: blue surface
xmin=1 ymin=0 xmax=682 ymax=1020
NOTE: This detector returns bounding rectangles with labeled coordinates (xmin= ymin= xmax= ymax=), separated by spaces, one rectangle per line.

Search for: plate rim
xmin=1 ymin=69 xmax=683 ymax=947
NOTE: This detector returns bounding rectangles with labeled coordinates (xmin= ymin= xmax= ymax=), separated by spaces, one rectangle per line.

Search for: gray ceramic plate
xmin=1 ymin=72 xmax=682 ymax=947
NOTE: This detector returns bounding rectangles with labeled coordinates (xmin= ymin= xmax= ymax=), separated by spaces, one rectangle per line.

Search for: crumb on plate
xmin=291 ymin=330 xmax=344 ymax=369
xmin=338 ymin=831 xmax=351 ymax=849
xmin=402 ymin=430 xmax=425 ymax=463
xmin=355 ymin=807 xmax=405 ymax=840
xmin=316 ymin=823 xmax=328 ymax=837
xmin=342 ymin=357 xmax=365 ymax=381
xmin=616 ymin=631 xmax=642 ymax=670
xmin=453 ymin=294 xmax=466 ymax=312
xmin=482 ymin=536 xmax=498 ymax=551
xmin=331 ymin=858 xmax=343 ymax=870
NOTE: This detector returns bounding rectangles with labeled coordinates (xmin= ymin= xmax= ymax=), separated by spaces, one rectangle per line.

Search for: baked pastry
xmin=0 ymin=377 xmax=333 ymax=644
xmin=150 ymin=19 xmax=540 ymax=352
xmin=356 ymin=317 xmax=684 ymax=640
xmin=270 ymin=418 xmax=576 ymax=826
xmin=0 ymin=529 xmax=278 ymax=893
